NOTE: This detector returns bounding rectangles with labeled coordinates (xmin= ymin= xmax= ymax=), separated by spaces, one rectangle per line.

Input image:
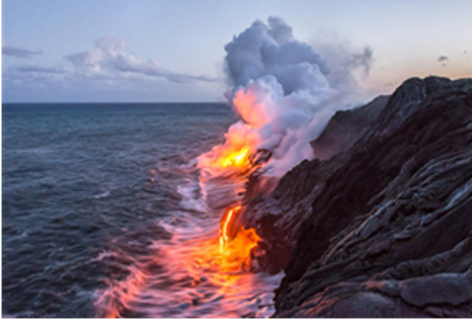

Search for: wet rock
xmin=241 ymin=76 xmax=472 ymax=317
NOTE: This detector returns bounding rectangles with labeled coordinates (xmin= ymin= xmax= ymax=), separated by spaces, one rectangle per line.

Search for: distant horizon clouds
xmin=3 ymin=36 xmax=225 ymax=103
xmin=2 ymin=0 xmax=471 ymax=102
xmin=4 ymin=36 xmax=219 ymax=85
xmin=3 ymin=42 xmax=43 ymax=58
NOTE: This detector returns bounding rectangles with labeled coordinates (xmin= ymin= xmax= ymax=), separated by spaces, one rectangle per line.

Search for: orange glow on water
xmin=96 ymin=213 xmax=268 ymax=318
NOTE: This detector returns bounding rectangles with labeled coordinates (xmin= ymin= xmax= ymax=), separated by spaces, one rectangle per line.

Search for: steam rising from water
xmin=200 ymin=16 xmax=373 ymax=177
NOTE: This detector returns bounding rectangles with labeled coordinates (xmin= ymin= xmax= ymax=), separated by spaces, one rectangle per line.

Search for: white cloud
xmin=65 ymin=37 xmax=219 ymax=83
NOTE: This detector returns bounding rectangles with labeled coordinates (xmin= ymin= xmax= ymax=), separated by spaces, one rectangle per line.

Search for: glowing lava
xmin=222 ymin=147 xmax=250 ymax=168
xmin=220 ymin=205 xmax=242 ymax=254
xmin=197 ymin=122 xmax=257 ymax=176
xmin=197 ymin=89 xmax=269 ymax=176
xmin=219 ymin=205 xmax=261 ymax=269
xmin=197 ymin=90 xmax=267 ymax=269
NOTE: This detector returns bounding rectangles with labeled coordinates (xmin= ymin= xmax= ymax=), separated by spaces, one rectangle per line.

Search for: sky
xmin=2 ymin=0 xmax=472 ymax=103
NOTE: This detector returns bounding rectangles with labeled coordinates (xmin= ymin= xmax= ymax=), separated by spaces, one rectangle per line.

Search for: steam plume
xmin=199 ymin=17 xmax=373 ymax=177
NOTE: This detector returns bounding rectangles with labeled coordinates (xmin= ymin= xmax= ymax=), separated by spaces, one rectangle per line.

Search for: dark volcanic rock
xmin=310 ymin=95 xmax=389 ymax=160
xmin=242 ymin=76 xmax=472 ymax=317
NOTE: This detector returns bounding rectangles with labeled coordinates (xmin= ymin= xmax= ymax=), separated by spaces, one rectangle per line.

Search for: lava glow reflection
xmin=98 ymin=221 xmax=272 ymax=318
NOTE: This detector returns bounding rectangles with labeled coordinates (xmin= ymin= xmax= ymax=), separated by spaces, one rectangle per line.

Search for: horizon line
xmin=2 ymin=101 xmax=229 ymax=105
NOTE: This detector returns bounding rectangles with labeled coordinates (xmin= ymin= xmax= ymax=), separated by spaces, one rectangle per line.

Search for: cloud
xmin=3 ymin=36 xmax=220 ymax=100
xmin=438 ymin=55 xmax=449 ymax=62
xmin=224 ymin=16 xmax=330 ymax=94
xmin=16 ymin=65 xmax=65 ymax=74
xmin=65 ymin=37 xmax=219 ymax=83
xmin=2 ymin=36 xmax=225 ymax=102
xmin=3 ymin=42 xmax=43 ymax=58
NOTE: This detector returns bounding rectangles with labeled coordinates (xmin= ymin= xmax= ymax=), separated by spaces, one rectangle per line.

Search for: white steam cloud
xmin=217 ymin=17 xmax=373 ymax=177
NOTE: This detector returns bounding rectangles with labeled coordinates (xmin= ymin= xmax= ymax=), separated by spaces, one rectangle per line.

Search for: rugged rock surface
xmin=311 ymin=95 xmax=389 ymax=160
xmin=241 ymin=76 xmax=472 ymax=317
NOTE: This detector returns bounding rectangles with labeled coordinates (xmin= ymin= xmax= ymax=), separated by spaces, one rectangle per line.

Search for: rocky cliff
xmin=241 ymin=76 xmax=472 ymax=317
xmin=311 ymin=94 xmax=390 ymax=160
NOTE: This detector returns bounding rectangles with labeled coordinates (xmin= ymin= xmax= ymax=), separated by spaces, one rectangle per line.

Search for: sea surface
xmin=2 ymin=103 xmax=282 ymax=318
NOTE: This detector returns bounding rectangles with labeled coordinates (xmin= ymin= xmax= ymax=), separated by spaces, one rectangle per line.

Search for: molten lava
xmin=197 ymin=123 xmax=257 ymax=176
xmin=219 ymin=205 xmax=261 ymax=269
xmin=197 ymin=90 xmax=268 ymax=176
xmin=196 ymin=90 xmax=267 ymax=270
xmin=219 ymin=205 xmax=239 ymax=254
xmin=222 ymin=147 xmax=250 ymax=168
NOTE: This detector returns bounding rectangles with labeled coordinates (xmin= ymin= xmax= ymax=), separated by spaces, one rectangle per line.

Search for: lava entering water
xmin=197 ymin=90 xmax=266 ymax=177
xmin=219 ymin=205 xmax=261 ymax=270
xmin=196 ymin=92 xmax=267 ymax=270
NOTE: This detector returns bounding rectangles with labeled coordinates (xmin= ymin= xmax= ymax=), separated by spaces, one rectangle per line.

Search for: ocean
xmin=2 ymin=103 xmax=282 ymax=318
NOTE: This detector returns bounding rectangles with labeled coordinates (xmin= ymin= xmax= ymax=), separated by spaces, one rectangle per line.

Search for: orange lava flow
xmin=222 ymin=147 xmax=250 ymax=169
xmin=219 ymin=205 xmax=261 ymax=269
xmin=219 ymin=205 xmax=241 ymax=254
xmin=197 ymin=90 xmax=268 ymax=176
xmin=197 ymin=124 xmax=257 ymax=176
